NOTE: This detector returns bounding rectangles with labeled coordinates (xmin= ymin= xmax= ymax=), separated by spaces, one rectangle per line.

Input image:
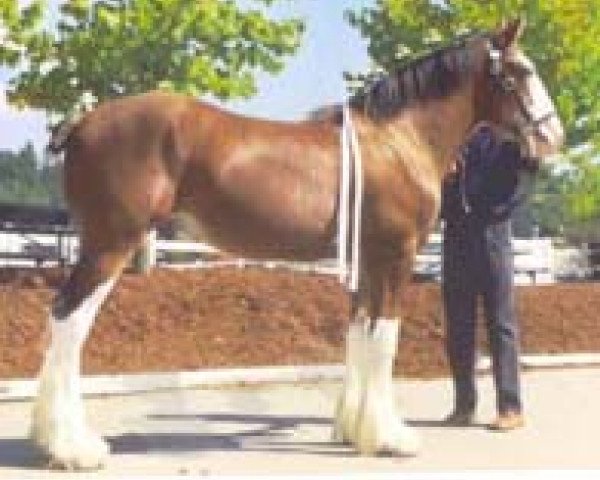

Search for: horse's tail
xmin=47 ymin=113 xmax=83 ymax=155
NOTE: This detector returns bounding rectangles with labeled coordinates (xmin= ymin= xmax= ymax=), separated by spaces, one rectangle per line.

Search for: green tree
xmin=347 ymin=0 xmax=600 ymax=228
xmin=0 ymin=0 xmax=304 ymax=117
xmin=563 ymin=151 xmax=600 ymax=221
xmin=511 ymin=161 xmax=600 ymax=242
xmin=516 ymin=165 xmax=572 ymax=236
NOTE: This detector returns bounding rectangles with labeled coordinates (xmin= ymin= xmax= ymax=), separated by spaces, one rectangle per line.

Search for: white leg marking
xmin=30 ymin=278 xmax=116 ymax=470
xmin=333 ymin=319 xmax=368 ymax=443
xmin=354 ymin=318 xmax=420 ymax=456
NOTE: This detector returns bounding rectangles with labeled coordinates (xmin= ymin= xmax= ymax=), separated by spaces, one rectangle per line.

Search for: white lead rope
xmin=337 ymin=107 xmax=351 ymax=286
xmin=337 ymin=105 xmax=364 ymax=293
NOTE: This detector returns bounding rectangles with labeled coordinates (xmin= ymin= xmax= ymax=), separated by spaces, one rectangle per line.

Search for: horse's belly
xmin=176 ymin=136 xmax=339 ymax=258
xmin=176 ymin=179 xmax=336 ymax=260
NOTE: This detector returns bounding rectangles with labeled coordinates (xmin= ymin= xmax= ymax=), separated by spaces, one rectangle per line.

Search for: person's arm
xmin=488 ymin=169 xmax=534 ymax=221
xmin=470 ymin=142 xmax=536 ymax=223
xmin=489 ymin=143 xmax=537 ymax=222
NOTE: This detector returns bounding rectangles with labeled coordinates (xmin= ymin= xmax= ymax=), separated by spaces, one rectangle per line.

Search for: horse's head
xmin=476 ymin=18 xmax=564 ymax=162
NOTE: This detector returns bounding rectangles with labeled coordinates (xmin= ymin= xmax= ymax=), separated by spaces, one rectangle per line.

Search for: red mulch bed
xmin=1 ymin=267 xmax=599 ymax=379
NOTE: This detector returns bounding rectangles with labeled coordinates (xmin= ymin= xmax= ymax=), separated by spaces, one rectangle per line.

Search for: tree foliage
xmin=347 ymin=0 xmax=600 ymax=228
xmin=0 ymin=0 xmax=304 ymax=116
xmin=527 ymin=162 xmax=600 ymax=243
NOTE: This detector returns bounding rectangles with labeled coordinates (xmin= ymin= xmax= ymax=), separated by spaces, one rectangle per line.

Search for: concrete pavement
xmin=0 ymin=368 xmax=599 ymax=476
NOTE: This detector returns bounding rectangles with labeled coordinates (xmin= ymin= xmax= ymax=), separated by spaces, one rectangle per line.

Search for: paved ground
xmin=0 ymin=368 xmax=599 ymax=476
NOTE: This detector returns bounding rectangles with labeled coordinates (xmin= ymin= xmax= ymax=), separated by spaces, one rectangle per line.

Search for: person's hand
xmin=491 ymin=205 xmax=508 ymax=217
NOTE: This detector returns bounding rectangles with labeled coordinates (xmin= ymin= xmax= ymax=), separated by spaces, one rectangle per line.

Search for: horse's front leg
xmin=352 ymin=245 xmax=421 ymax=456
xmin=332 ymin=285 xmax=371 ymax=445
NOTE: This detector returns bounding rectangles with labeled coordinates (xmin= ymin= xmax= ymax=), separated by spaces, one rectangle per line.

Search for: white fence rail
xmin=1 ymin=229 xmax=576 ymax=284
xmin=0 ymin=231 xmax=77 ymax=267
xmin=513 ymin=237 xmax=554 ymax=284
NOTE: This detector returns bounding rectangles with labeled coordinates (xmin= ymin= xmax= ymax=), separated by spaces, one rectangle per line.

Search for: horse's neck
xmin=359 ymin=86 xmax=477 ymax=180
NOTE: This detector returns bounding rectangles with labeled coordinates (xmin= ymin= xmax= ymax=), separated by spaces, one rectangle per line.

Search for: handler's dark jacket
xmin=442 ymin=126 xmax=534 ymax=225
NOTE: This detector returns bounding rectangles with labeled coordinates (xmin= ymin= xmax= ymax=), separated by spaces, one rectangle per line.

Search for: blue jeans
xmin=442 ymin=219 xmax=522 ymax=414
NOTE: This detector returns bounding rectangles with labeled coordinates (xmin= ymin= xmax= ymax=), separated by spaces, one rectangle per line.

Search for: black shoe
xmin=443 ymin=409 xmax=475 ymax=426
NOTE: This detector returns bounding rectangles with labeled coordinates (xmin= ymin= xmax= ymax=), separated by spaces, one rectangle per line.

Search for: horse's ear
xmin=494 ymin=17 xmax=526 ymax=49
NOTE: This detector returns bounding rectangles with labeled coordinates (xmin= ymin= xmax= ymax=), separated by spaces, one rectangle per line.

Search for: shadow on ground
xmin=0 ymin=413 xmax=493 ymax=469
xmin=109 ymin=412 xmax=355 ymax=458
xmin=407 ymin=418 xmax=489 ymax=429
xmin=0 ymin=439 xmax=47 ymax=469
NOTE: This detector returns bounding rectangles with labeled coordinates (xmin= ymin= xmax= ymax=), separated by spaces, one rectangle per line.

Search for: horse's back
xmin=62 ymin=91 xmax=340 ymax=257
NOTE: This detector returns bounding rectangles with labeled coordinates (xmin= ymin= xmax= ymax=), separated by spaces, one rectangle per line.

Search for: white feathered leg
xmin=30 ymin=278 xmax=115 ymax=470
xmin=333 ymin=319 xmax=368 ymax=443
xmin=354 ymin=318 xmax=420 ymax=456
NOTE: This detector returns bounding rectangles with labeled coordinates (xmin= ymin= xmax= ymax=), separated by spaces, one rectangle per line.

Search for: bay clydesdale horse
xmin=33 ymin=19 xmax=563 ymax=469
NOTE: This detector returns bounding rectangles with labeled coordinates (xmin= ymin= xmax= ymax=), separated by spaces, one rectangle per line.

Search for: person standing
xmin=441 ymin=123 xmax=537 ymax=431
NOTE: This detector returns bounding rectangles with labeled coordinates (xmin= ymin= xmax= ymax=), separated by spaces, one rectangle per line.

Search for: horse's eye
xmin=506 ymin=61 xmax=534 ymax=78
xmin=501 ymin=75 xmax=517 ymax=91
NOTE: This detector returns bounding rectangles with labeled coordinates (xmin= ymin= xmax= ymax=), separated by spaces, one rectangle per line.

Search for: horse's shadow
xmin=0 ymin=413 xmax=352 ymax=470
xmin=110 ymin=413 xmax=488 ymax=456
xmin=0 ymin=413 xmax=488 ymax=469
xmin=0 ymin=438 xmax=41 ymax=469
xmin=108 ymin=412 xmax=355 ymax=458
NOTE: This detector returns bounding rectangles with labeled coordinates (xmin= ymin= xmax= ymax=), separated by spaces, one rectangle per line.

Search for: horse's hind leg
xmin=30 ymin=238 xmax=139 ymax=470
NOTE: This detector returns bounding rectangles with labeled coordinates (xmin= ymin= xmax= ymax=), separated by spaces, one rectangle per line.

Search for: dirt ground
xmin=1 ymin=267 xmax=599 ymax=379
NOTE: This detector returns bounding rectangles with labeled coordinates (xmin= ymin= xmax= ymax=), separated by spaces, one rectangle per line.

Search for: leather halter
xmin=488 ymin=47 xmax=558 ymax=137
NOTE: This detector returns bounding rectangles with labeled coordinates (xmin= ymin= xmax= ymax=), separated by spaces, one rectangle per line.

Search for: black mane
xmin=351 ymin=33 xmax=487 ymax=119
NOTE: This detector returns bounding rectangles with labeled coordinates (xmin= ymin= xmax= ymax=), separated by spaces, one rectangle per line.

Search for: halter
xmin=488 ymin=47 xmax=558 ymax=138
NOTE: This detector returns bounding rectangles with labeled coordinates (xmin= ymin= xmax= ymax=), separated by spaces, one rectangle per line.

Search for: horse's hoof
xmin=383 ymin=424 xmax=421 ymax=457
xmin=32 ymin=434 xmax=109 ymax=471
xmin=355 ymin=415 xmax=421 ymax=457
xmin=46 ymin=455 xmax=105 ymax=472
